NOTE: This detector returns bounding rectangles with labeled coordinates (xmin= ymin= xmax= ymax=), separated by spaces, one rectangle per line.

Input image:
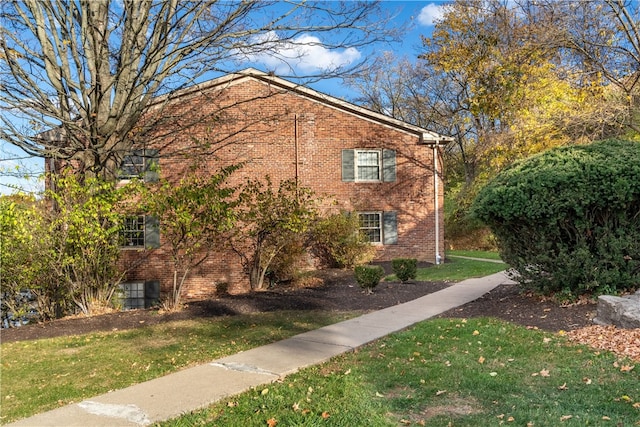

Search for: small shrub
xmin=392 ymin=258 xmax=417 ymax=283
xmin=354 ymin=265 xmax=385 ymax=294
xmin=216 ymin=282 xmax=230 ymax=296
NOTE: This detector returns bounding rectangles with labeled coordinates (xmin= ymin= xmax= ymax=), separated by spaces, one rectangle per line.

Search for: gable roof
xmin=153 ymin=68 xmax=453 ymax=145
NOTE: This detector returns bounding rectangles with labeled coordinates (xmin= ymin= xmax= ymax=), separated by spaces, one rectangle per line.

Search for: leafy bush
xmin=473 ymin=139 xmax=640 ymax=298
xmin=0 ymin=195 xmax=47 ymax=326
xmin=354 ymin=265 xmax=385 ymax=294
xmin=266 ymin=233 xmax=308 ymax=285
xmin=1 ymin=173 xmax=134 ymax=321
xmin=312 ymin=211 xmax=375 ymax=268
xmin=232 ymin=178 xmax=318 ymax=290
xmin=392 ymin=258 xmax=417 ymax=283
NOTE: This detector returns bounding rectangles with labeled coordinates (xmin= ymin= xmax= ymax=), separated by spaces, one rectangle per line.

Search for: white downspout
xmin=433 ymin=142 xmax=442 ymax=265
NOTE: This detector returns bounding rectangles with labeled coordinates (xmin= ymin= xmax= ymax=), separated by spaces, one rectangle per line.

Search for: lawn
xmin=385 ymin=250 xmax=507 ymax=282
xmin=447 ymin=249 xmax=503 ymax=261
xmin=8 ymin=255 xmax=630 ymax=427
xmin=159 ymin=318 xmax=639 ymax=426
xmin=1 ymin=256 xmax=504 ymax=424
xmin=415 ymin=257 xmax=506 ymax=282
xmin=0 ymin=311 xmax=358 ymax=424
xmin=385 ymin=251 xmax=508 ymax=282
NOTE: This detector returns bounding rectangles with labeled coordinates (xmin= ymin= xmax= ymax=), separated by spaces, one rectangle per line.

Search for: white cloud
xmin=242 ymin=32 xmax=361 ymax=74
xmin=418 ymin=3 xmax=445 ymax=27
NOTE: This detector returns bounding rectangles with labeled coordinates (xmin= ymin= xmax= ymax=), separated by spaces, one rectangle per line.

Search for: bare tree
xmin=0 ymin=0 xmax=395 ymax=179
xmin=346 ymin=52 xmax=481 ymax=187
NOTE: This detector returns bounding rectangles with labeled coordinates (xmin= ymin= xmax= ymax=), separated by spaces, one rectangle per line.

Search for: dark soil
xmin=0 ymin=268 xmax=597 ymax=344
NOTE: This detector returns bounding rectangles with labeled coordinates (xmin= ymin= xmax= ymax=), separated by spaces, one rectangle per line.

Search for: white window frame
xmin=358 ymin=211 xmax=383 ymax=244
xmin=355 ymin=149 xmax=382 ymax=182
xmin=121 ymin=215 xmax=146 ymax=248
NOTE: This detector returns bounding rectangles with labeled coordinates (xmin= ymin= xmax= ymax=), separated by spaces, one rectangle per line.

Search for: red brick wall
xmin=120 ymin=77 xmax=445 ymax=298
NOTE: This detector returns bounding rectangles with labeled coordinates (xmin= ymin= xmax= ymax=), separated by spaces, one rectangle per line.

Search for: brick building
xmin=114 ymin=69 xmax=451 ymax=304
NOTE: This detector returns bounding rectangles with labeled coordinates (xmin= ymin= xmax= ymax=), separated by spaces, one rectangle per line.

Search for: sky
xmin=0 ymin=1 xmax=446 ymax=195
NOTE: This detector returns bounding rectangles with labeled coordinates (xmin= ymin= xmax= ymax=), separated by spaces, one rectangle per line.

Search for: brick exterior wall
xmin=119 ymin=73 xmax=446 ymax=299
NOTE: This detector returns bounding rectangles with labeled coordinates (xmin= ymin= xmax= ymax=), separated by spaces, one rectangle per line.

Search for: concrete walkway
xmin=7 ymin=271 xmax=515 ymax=427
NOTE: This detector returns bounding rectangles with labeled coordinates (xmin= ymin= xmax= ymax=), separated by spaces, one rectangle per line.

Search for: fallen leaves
xmin=531 ymin=368 xmax=550 ymax=377
xmin=566 ymin=325 xmax=640 ymax=362
xmin=619 ymin=364 xmax=635 ymax=372
xmin=496 ymin=414 xmax=515 ymax=422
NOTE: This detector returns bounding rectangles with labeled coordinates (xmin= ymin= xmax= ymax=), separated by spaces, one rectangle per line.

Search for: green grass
xmin=447 ymin=249 xmax=503 ymax=260
xmin=158 ymin=318 xmax=640 ymax=427
xmin=415 ymin=257 xmax=506 ymax=282
xmin=0 ymin=311 xmax=358 ymax=424
xmin=1 ymin=258 xmax=506 ymax=424
xmin=386 ymin=251 xmax=506 ymax=282
xmin=0 ymin=259 xmax=568 ymax=426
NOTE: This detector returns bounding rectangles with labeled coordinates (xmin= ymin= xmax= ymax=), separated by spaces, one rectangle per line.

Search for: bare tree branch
xmin=0 ymin=0 xmax=395 ymax=178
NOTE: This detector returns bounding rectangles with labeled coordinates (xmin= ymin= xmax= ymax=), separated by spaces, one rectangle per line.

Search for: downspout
xmin=433 ymin=141 xmax=442 ymax=265
xmin=294 ymin=114 xmax=299 ymax=188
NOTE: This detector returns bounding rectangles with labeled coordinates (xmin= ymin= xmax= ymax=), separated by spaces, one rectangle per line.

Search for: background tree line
xmin=347 ymin=0 xmax=639 ymax=248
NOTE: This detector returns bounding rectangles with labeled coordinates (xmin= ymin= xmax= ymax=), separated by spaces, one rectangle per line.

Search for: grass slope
xmin=161 ymin=318 xmax=639 ymax=426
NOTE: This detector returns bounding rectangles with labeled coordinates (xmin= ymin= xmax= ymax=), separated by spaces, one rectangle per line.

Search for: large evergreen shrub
xmin=473 ymin=139 xmax=640 ymax=298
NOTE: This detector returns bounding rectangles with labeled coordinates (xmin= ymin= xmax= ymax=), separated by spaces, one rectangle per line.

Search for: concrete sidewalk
xmin=7 ymin=271 xmax=515 ymax=427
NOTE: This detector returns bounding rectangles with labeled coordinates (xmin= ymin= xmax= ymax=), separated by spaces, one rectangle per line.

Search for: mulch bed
xmin=1 ymin=268 xmax=598 ymax=344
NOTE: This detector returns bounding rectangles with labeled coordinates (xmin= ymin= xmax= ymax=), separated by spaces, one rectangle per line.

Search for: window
xmin=358 ymin=211 xmax=397 ymax=245
xmin=121 ymin=216 xmax=145 ymax=247
xmin=342 ymin=149 xmax=395 ymax=182
xmin=357 ymin=150 xmax=381 ymax=181
xmin=121 ymin=282 xmax=145 ymax=310
xmin=118 ymin=149 xmax=159 ymax=182
xmin=359 ymin=212 xmax=382 ymax=243
xmin=119 ymin=281 xmax=160 ymax=310
xmin=120 ymin=215 xmax=160 ymax=249
xmin=120 ymin=152 xmax=145 ymax=179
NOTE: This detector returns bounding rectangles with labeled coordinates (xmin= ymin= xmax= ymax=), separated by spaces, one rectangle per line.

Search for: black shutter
xmin=144 ymin=215 xmax=160 ymax=249
xmin=383 ymin=149 xmax=396 ymax=182
xmin=342 ymin=149 xmax=355 ymax=182
xmin=383 ymin=211 xmax=398 ymax=245
xmin=144 ymin=280 xmax=160 ymax=308
xmin=144 ymin=149 xmax=159 ymax=182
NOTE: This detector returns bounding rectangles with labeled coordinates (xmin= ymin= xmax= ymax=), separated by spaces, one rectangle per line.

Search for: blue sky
xmin=0 ymin=1 xmax=445 ymax=195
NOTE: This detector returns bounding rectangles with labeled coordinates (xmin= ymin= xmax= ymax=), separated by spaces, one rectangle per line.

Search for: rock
xmin=593 ymin=291 xmax=640 ymax=329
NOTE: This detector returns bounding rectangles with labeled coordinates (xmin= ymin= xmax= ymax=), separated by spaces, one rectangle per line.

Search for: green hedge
xmin=391 ymin=258 xmax=417 ymax=283
xmin=472 ymin=139 xmax=640 ymax=298
xmin=354 ymin=265 xmax=385 ymax=294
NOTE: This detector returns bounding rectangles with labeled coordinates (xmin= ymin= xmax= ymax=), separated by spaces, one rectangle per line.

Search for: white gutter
xmin=433 ymin=141 xmax=442 ymax=265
